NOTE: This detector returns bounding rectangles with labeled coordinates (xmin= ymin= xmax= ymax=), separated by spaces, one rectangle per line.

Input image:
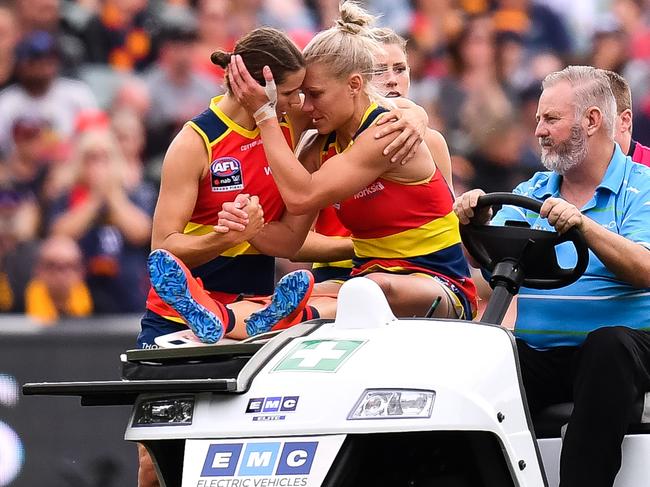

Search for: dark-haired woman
xmin=138 ymin=27 xmax=320 ymax=487
xmin=139 ymin=27 xmax=319 ymax=350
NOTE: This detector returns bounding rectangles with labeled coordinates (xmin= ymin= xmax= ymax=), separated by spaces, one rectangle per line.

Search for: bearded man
xmin=454 ymin=65 xmax=650 ymax=487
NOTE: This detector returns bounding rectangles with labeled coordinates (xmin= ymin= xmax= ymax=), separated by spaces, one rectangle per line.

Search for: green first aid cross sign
xmin=273 ymin=340 xmax=365 ymax=372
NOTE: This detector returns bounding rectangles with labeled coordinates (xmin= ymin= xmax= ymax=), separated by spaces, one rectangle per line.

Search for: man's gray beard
xmin=540 ymin=124 xmax=588 ymax=175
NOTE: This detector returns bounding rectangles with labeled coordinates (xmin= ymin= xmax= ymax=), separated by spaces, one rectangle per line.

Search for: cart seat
xmin=532 ymin=392 xmax=650 ymax=439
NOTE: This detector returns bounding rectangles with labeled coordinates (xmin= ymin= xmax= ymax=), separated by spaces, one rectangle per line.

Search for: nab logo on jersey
xmin=211 ymin=157 xmax=244 ymax=192
xmin=200 ymin=441 xmax=317 ymax=477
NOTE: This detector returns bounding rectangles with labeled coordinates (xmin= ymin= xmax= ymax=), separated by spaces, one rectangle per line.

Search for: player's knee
xmin=365 ymin=274 xmax=394 ymax=298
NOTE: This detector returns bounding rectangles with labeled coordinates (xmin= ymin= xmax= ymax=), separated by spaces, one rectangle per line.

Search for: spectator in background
xmin=517 ymin=82 xmax=545 ymax=169
xmin=463 ymin=95 xmax=533 ymax=193
xmin=260 ymin=0 xmax=317 ymax=43
xmin=367 ymin=0 xmax=412 ymax=36
xmin=80 ymin=0 xmax=154 ymax=72
xmin=0 ymin=5 xmax=18 ymax=90
xmin=409 ymin=0 xmax=464 ymax=78
xmin=305 ymin=0 xmax=340 ymax=30
xmin=192 ymin=0 xmax=234 ymax=85
xmin=438 ymin=14 xmax=515 ymax=155
xmin=607 ymin=0 xmax=650 ymax=146
xmin=494 ymin=30 xmax=526 ymax=94
xmin=47 ymin=129 xmax=156 ymax=314
xmin=604 ymin=69 xmax=650 ymax=166
xmin=14 ymin=0 xmax=88 ymax=76
xmin=13 ymin=0 xmax=60 ymax=35
xmin=403 ymin=35 xmax=441 ymax=126
xmin=73 ymin=107 xmax=110 ymax=134
xmin=110 ymin=109 xmax=151 ymax=186
xmin=25 ymin=235 xmax=92 ymax=325
xmin=145 ymin=21 xmax=218 ymax=161
xmin=0 ymin=182 xmax=40 ymax=314
xmin=111 ymin=75 xmax=151 ymax=118
xmin=590 ymin=21 xmax=629 ymax=73
xmin=520 ymin=50 xmax=565 ymax=91
xmin=612 ymin=0 xmax=650 ymax=62
xmin=0 ymin=31 xmax=97 ymax=156
xmin=4 ymin=117 xmax=53 ymax=212
xmin=492 ymin=0 xmax=573 ymax=57
xmin=229 ymin=0 xmax=263 ymax=45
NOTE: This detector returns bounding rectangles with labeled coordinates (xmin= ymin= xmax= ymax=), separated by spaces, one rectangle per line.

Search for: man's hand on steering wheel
xmin=540 ymin=197 xmax=585 ymax=235
xmin=456 ymin=192 xmax=590 ymax=289
xmin=453 ymin=189 xmax=492 ymax=225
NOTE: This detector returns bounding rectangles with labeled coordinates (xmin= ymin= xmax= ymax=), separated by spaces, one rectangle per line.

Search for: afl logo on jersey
xmin=211 ymin=157 xmax=244 ymax=192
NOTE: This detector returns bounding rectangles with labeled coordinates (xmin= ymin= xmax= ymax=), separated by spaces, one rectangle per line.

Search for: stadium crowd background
xmin=0 ymin=0 xmax=649 ymax=324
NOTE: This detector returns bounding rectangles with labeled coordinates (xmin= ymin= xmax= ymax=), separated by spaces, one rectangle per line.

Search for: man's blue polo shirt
xmin=492 ymin=144 xmax=650 ymax=349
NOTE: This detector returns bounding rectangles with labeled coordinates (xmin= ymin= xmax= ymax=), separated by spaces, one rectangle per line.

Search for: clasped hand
xmin=215 ymin=194 xmax=265 ymax=240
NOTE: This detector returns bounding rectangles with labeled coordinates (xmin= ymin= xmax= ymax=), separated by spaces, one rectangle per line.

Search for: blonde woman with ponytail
xmin=229 ymin=2 xmax=478 ymax=326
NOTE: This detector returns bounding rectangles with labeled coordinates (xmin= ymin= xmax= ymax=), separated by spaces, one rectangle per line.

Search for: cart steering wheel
xmin=459 ymin=192 xmax=589 ymax=289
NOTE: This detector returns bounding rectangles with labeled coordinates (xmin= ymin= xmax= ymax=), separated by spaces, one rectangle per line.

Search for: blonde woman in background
xmin=47 ymin=128 xmax=157 ymax=314
xmin=372 ymin=27 xmax=454 ymax=192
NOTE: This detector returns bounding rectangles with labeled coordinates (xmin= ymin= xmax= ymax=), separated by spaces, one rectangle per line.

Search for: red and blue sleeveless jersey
xmin=146 ymin=96 xmax=295 ymax=319
xmin=334 ymin=104 xmax=477 ymax=314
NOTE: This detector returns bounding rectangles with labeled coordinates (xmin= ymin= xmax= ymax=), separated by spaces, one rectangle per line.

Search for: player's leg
xmin=364 ymin=272 xmax=465 ymax=318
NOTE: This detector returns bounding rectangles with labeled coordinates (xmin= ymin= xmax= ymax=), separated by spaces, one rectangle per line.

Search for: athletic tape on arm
xmin=253 ymin=78 xmax=278 ymax=124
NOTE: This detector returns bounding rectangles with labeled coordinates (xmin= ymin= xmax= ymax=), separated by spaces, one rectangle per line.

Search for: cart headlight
xmin=348 ymin=389 xmax=435 ymax=420
xmin=133 ymin=397 xmax=194 ymax=426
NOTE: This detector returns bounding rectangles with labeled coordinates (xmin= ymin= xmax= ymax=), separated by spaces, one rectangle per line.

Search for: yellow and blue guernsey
xmin=147 ymin=96 xmax=295 ymax=320
xmin=334 ymin=103 xmax=477 ymax=317
xmin=492 ymin=144 xmax=650 ymax=349
xmin=311 ymin=130 xmax=355 ymax=282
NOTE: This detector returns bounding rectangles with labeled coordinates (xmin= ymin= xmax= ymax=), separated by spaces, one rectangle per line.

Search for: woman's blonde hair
xmin=371 ymin=27 xmax=407 ymax=54
xmin=303 ymin=2 xmax=385 ymax=103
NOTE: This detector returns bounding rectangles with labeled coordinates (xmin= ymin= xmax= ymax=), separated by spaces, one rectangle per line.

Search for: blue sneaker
xmin=148 ymin=249 xmax=224 ymax=343
xmin=245 ymin=270 xmax=314 ymax=336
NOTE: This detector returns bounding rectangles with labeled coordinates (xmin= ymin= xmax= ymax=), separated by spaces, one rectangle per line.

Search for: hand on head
xmin=228 ymin=55 xmax=277 ymax=123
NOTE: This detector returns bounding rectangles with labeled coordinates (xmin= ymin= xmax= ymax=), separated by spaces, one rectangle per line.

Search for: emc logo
xmin=246 ymin=396 xmax=298 ymax=414
xmin=200 ymin=441 xmax=317 ymax=477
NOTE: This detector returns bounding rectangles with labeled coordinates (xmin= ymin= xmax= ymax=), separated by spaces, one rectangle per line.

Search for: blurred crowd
xmin=0 ymin=0 xmax=649 ymax=324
